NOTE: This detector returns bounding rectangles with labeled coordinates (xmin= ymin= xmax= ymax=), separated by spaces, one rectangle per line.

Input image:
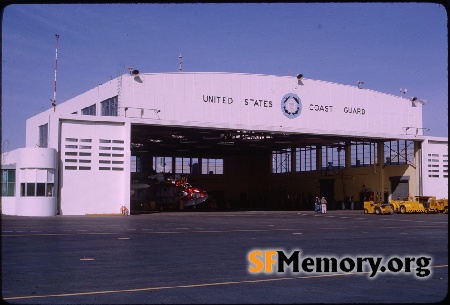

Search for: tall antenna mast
xmin=52 ymin=34 xmax=59 ymax=112
xmin=179 ymin=53 xmax=183 ymax=71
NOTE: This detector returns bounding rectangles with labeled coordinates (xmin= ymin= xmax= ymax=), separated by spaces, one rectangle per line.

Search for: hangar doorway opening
xmin=129 ymin=124 xmax=416 ymax=213
xmin=390 ymin=176 xmax=410 ymax=201
xmin=319 ymin=179 xmax=335 ymax=209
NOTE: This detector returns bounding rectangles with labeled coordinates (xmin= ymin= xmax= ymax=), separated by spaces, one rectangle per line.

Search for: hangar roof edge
xmin=122 ymin=71 xmax=402 ymax=99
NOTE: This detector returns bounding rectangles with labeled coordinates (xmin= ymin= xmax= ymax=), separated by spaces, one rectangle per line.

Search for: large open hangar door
xmin=128 ymin=124 xmax=392 ymax=211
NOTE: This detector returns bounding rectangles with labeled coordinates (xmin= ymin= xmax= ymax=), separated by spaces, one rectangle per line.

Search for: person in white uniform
xmin=321 ymin=197 xmax=327 ymax=214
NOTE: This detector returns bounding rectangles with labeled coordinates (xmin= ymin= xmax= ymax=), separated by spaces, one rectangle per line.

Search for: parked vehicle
xmin=390 ymin=196 xmax=448 ymax=214
xmin=364 ymin=201 xmax=394 ymax=215
xmin=415 ymin=196 xmax=448 ymax=214
xmin=390 ymin=197 xmax=426 ymax=214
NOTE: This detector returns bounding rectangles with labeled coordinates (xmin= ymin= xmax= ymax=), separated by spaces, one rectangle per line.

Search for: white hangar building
xmin=1 ymin=72 xmax=448 ymax=216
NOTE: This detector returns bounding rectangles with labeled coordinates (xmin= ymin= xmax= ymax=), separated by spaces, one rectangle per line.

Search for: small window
xmin=36 ymin=183 xmax=46 ymax=196
xmin=1 ymin=169 xmax=16 ymax=196
xmin=202 ymin=158 xmax=224 ymax=175
xmin=101 ymin=96 xmax=118 ymax=116
xmin=39 ymin=124 xmax=48 ymax=148
xmin=47 ymin=184 xmax=54 ymax=197
xmin=81 ymin=104 xmax=96 ymax=116
xmin=26 ymin=183 xmax=35 ymax=196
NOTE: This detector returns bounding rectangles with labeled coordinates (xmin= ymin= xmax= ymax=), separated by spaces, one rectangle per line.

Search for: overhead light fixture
xmin=357 ymin=81 xmax=364 ymax=89
xmin=171 ymin=135 xmax=185 ymax=139
xmin=180 ymin=140 xmax=198 ymax=144
xmin=218 ymin=141 xmax=234 ymax=145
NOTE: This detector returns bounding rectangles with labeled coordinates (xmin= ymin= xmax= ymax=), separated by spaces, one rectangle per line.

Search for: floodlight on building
xmin=357 ymin=81 xmax=364 ymax=89
xmin=410 ymin=97 xmax=427 ymax=107
xmin=296 ymin=73 xmax=304 ymax=85
xmin=127 ymin=67 xmax=140 ymax=77
xmin=403 ymin=126 xmax=430 ymax=136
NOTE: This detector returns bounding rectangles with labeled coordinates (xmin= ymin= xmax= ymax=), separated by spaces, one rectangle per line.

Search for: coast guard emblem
xmin=281 ymin=93 xmax=302 ymax=119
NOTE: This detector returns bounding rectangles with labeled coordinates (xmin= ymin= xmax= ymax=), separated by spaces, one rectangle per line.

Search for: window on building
xmin=1 ymin=169 xmax=15 ymax=196
xmin=383 ymin=140 xmax=415 ymax=165
xmin=350 ymin=141 xmax=377 ymax=167
xmin=322 ymin=144 xmax=345 ymax=170
xmin=39 ymin=124 xmax=48 ymax=148
xmin=175 ymin=157 xmax=199 ymax=174
xmin=20 ymin=182 xmax=54 ymax=197
xmin=131 ymin=155 xmax=143 ymax=173
xmin=272 ymin=149 xmax=291 ymax=173
xmin=202 ymin=158 xmax=223 ymax=174
xmin=81 ymin=104 xmax=96 ymax=116
xmin=150 ymin=156 xmax=221 ymax=175
xmin=101 ymin=96 xmax=118 ymax=116
xmin=153 ymin=156 xmax=173 ymax=173
xmin=295 ymin=146 xmax=316 ymax=172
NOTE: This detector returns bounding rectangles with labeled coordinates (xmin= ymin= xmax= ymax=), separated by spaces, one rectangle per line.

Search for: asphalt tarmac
xmin=1 ymin=210 xmax=448 ymax=304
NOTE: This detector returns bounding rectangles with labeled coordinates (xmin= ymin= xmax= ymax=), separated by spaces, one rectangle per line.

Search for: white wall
xmin=120 ymin=73 xmax=423 ymax=139
xmin=422 ymin=137 xmax=448 ymax=198
xmin=59 ymin=119 xmax=130 ymax=215
xmin=1 ymin=148 xmax=57 ymax=216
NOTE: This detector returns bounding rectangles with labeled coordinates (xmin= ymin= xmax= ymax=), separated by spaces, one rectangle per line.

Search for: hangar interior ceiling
xmin=130 ymin=124 xmax=384 ymax=155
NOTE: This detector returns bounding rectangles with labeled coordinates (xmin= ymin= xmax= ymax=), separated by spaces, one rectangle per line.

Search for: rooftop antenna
xmin=51 ymin=34 xmax=59 ymax=112
xmin=179 ymin=54 xmax=183 ymax=71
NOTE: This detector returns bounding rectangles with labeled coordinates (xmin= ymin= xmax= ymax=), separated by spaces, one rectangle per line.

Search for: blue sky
xmin=1 ymin=3 xmax=448 ymax=152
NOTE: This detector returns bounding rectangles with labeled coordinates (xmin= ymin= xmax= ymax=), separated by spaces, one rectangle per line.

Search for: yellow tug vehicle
xmin=438 ymin=199 xmax=448 ymax=214
xmin=415 ymin=196 xmax=448 ymax=214
xmin=364 ymin=201 xmax=394 ymax=215
xmin=390 ymin=196 xmax=448 ymax=214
